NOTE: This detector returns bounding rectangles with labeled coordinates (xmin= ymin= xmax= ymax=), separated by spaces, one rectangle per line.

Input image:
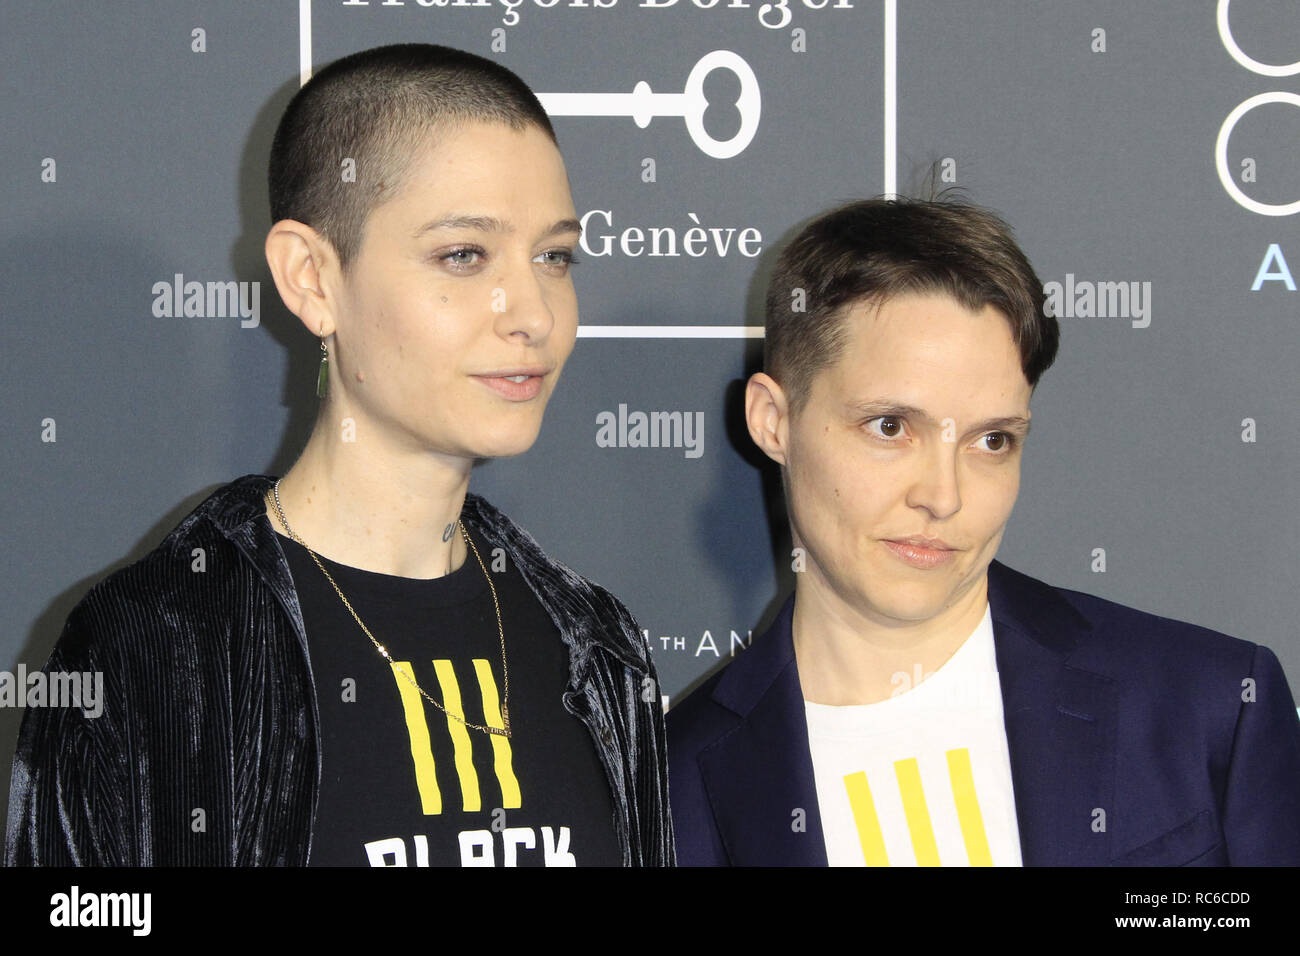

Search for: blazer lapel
xmin=989 ymin=561 xmax=1117 ymax=865
xmin=697 ymin=597 xmax=829 ymax=865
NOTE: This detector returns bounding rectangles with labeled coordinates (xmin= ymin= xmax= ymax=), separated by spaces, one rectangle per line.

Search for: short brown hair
xmin=764 ymin=198 xmax=1058 ymax=412
xmin=268 ymin=44 xmax=556 ymax=271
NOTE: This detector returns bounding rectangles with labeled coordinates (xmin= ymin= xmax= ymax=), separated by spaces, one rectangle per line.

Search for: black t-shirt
xmin=277 ymin=526 xmax=623 ymax=867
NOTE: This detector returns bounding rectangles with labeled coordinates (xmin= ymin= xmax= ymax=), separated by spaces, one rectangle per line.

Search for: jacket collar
xmin=701 ymin=560 xmax=1117 ymax=865
xmin=193 ymin=474 xmax=311 ymax=658
xmin=196 ymin=474 xmax=311 ymax=657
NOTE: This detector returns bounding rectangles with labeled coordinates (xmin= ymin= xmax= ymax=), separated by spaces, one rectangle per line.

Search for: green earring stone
xmin=316 ymin=353 xmax=329 ymax=399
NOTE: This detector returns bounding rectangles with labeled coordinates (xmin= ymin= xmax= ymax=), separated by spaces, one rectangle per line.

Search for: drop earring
xmin=316 ymin=339 xmax=329 ymax=399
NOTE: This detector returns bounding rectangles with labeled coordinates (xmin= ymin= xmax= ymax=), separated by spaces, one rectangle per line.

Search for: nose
xmin=492 ymin=261 xmax=555 ymax=344
xmin=905 ymin=440 xmax=962 ymax=520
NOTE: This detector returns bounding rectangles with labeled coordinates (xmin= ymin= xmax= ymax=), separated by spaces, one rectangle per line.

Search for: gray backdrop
xmin=3 ymin=0 xmax=1298 ymax=829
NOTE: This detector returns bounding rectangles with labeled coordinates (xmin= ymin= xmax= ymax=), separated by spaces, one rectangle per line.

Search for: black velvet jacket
xmin=6 ymin=474 xmax=674 ymax=866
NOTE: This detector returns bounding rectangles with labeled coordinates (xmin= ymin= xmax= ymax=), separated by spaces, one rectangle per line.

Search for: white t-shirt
xmin=805 ymin=606 xmax=1022 ymax=866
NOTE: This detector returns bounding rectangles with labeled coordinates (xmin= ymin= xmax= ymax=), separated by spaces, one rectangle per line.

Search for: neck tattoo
xmin=442 ymin=522 xmax=455 ymax=542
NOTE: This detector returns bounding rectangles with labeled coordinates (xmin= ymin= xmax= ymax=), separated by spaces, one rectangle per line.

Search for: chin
xmin=857 ymin=581 xmax=954 ymax=625
xmin=468 ymin=425 xmax=545 ymax=460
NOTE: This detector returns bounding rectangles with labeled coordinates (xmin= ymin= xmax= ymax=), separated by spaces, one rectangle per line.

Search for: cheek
xmin=553 ymin=282 xmax=579 ymax=319
xmin=789 ymin=432 xmax=894 ymax=531
xmin=400 ymin=303 xmax=482 ymax=369
xmin=968 ymin=462 xmax=1022 ymax=531
xmin=786 ymin=429 xmax=837 ymax=510
xmin=554 ymin=307 xmax=579 ymax=363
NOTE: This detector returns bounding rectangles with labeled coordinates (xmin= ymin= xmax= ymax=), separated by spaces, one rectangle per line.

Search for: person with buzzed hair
xmin=8 ymin=44 xmax=672 ymax=867
xmin=667 ymin=197 xmax=1300 ymax=867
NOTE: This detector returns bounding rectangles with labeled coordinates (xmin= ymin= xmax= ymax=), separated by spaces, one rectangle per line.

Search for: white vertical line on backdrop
xmin=883 ymin=0 xmax=897 ymax=198
xmin=299 ymin=0 xmax=313 ymax=86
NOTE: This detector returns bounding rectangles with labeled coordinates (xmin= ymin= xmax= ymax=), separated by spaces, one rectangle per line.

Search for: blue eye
xmin=439 ymin=246 xmax=485 ymax=270
xmin=534 ymin=249 xmax=579 ymax=273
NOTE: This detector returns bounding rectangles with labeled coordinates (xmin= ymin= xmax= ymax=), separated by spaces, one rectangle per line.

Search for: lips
xmin=472 ymin=368 xmax=549 ymax=402
xmin=881 ymin=536 xmax=957 ymax=570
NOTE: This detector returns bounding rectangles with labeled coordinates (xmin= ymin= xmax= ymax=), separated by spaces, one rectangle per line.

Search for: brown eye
xmin=867 ymin=417 xmax=904 ymax=439
xmin=979 ymin=432 xmax=1015 ymax=453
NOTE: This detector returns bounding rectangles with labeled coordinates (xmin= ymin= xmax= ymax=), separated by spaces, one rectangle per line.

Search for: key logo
xmin=537 ymin=50 xmax=762 ymax=159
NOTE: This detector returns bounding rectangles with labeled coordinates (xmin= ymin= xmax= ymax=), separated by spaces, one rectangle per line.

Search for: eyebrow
xmin=848 ymin=401 xmax=1032 ymax=436
xmin=412 ymin=215 xmax=582 ymax=240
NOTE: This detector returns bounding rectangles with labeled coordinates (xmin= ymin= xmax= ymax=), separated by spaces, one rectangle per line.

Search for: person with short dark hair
xmin=667 ymin=197 xmax=1300 ymax=866
xmin=8 ymin=43 xmax=673 ymax=867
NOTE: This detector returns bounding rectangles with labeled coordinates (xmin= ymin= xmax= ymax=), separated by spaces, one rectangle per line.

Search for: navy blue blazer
xmin=667 ymin=561 xmax=1300 ymax=865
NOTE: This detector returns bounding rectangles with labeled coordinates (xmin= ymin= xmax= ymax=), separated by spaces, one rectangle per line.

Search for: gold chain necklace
xmin=267 ymin=481 xmax=511 ymax=738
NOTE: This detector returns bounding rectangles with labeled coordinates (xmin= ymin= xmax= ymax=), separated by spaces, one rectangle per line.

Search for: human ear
xmin=745 ymin=372 xmax=790 ymax=466
xmin=264 ymin=220 xmax=339 ymax=338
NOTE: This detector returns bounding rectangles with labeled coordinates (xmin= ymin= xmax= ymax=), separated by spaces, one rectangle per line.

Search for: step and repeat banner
xmin=2 ymin=0 xmax=1297 ymax=831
